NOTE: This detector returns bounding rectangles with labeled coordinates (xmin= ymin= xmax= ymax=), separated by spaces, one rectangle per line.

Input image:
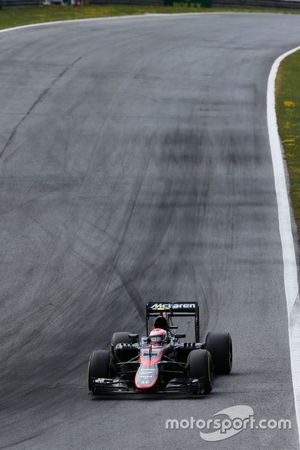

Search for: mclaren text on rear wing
xmin=146 ymin=302 xmax=198 ymax=315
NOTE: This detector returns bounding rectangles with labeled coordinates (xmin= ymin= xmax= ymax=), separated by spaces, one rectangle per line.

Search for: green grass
xmin=276 ymin=50 xmax=300 ymax=238
xmin=0 ymin=4 xmax=300 ymax=30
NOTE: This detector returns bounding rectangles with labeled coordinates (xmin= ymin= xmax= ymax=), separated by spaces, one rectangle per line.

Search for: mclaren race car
xmin=88 ymin=302 xmax=232 ymax=396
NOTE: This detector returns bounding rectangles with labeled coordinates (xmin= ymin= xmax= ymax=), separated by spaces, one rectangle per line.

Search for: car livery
xmin=88 ymin=302 xmax=232 ymax=396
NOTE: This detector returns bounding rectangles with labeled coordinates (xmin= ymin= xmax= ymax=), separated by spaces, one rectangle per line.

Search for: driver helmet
xmin=149 ymin=328 xmax=167 ymax=346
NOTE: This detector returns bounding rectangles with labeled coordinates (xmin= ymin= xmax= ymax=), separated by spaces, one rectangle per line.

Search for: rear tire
xmin=111 ymin=332 xmax=139 ymax=369
xmin=111 ymin=332 xmax=136 ymax=346
xmin=88 ymin=350 xmax=111 ymax=392
xmin=188 ymin=349 xmax=212 ymax=394
xmin=205 ymin=332 xmax=232 ymax=375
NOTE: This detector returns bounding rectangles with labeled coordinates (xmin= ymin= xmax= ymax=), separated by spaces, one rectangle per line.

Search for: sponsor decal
xmin=150 ymin=303 xmax=196 ymax=310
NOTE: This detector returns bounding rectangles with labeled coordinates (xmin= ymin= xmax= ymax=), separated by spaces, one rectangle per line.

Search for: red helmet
xmin=149 ymin=328 xmax=167 ymax=346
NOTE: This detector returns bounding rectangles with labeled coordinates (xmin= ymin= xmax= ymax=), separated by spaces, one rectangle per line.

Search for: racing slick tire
xmin=88 ymin=350 xmax=111 ymax=392
xmin=205 ymin=332 xmax=232 ymax=375
xmin=111 ymin=332 xmax=137 ymax=346
xmin=111 ymin=332 xmax=139 ymax=367
xmin=188 ymin=349 xmax=212 ymax=394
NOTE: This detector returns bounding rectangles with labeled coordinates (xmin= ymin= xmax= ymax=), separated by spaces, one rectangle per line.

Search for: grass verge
xmin=276 ymin=50 xmax=300 ymax=239
xmin=0 ymin=4 xmax=300 ymax=30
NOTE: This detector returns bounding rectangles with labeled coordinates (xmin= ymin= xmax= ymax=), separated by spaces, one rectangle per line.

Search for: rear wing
xmin=146 ymin=302 xmax=200 ymax=342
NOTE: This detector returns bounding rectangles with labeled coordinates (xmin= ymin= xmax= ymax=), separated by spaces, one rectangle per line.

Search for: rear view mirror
xmin=175 ymin=334 xmax=186 ymax=339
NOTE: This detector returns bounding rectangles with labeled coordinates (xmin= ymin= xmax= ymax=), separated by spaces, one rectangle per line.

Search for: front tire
xmin=88 ymin=350 xmax=111 ymax=392
xmin=188 ymin=349 xmax=212 ymax=394
xmin=205 ymin=332 xmax=232 ymax=375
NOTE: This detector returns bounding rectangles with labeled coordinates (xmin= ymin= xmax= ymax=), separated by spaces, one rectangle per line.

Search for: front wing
xmin=90 ymin=377 xmax=208 ymax=395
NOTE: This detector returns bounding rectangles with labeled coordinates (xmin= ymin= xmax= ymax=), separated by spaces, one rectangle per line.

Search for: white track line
xmin=0 ymin=12 xmax=292 ymax=35
xmin=267 ymin=46 xmax=300 ymax=445
xmin=0 ymin=14 xmax=300 ymax=443
xmin=0 ymin=13 xmax=241 ymax=35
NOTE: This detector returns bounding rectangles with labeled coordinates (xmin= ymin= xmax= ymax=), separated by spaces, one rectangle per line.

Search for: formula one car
xmin=88 ymin=302 xmax=232 ymax=396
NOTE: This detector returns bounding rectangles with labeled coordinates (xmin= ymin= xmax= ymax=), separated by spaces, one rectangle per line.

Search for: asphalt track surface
xmin=0 ymin=13 xmax=300 ymax=450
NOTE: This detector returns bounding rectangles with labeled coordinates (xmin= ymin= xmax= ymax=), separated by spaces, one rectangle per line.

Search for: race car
xmin=88 ymin=302 xmax=232 ymax=396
